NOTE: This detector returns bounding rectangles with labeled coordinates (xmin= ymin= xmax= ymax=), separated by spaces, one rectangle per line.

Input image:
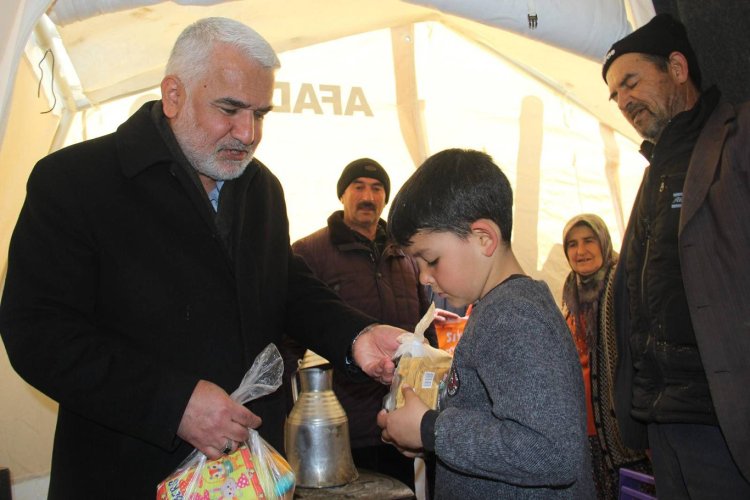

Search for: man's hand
xmin=177 ymin=380 xmax=262 ymax=459
xmin=377 ymin=385 xmax=428 ymax=456
xmin=352 ymin=324 xmax=405 ymax=384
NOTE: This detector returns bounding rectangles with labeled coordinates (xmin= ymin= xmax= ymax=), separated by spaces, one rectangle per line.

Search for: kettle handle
xmin=291 ymin=360 xmax=301 ymax=403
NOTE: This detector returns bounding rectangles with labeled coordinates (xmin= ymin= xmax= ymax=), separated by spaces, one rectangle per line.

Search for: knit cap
xmin=602 ymin=13 xmax=701 ymax=88
xmin=336 ymin=158 xmax=391 ymax=202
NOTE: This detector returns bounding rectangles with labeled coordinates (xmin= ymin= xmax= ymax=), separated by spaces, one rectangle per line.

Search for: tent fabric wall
xmin=0 ymin=2 xmax=651 ymax=497
xmin=627 ymin=0 xmax=657 ymax=27
xmin=0 ymin=0 xmax=52 ymax=144
xmin=0 ymin=56 xmax=60 ymax=488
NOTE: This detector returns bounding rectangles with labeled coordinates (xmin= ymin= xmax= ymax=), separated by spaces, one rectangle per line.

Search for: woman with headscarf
xmin=562 ymin=214 xmax=650 ymax=500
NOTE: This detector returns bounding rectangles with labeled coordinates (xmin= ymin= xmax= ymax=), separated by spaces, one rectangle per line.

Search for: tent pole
xmin=391 ymin=24 xmax=429 ymax=168
xmin=599 ymin=123 xmax=625 ymax=237
xmin=49 ymin=107 xmax=75 ymax=153
xmin=32 ymin=15 xmax=89 ymax=118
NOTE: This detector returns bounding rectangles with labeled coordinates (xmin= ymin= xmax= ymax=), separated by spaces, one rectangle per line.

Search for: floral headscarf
xmin=561 ymin=214 xmax=618 ymax=350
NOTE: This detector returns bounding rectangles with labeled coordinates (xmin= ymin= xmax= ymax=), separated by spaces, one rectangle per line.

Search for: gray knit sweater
xmin=422 ymin=276 xmax=595 ymax=499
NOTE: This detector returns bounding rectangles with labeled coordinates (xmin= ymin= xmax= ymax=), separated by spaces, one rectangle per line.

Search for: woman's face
xmin=565 ymin=224 xmax=604 ymax=277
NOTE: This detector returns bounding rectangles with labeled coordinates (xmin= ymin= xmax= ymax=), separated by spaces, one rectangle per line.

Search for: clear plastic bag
xmin=383 ymin=304 xmax=453 ymax=411
xmin=157 ymin=343 xmax=295 ymax=500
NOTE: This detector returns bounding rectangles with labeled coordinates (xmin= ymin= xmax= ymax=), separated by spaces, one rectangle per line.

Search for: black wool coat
xmin=0 ymin=102 xmax=374 ymax=499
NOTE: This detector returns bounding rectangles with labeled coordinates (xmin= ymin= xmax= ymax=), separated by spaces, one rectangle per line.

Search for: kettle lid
xmin=298 ymin=350 xmax=332 ymax=370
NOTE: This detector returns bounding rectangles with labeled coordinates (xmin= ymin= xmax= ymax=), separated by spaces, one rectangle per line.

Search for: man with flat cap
xmin=604 ymin=13 xmax=750 ymax=498
xmin=283 ymin=158 xmax=436 ymax=491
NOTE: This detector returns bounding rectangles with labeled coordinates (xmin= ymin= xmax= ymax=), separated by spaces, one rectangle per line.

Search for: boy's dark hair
xmin=387 ymin=148 xmax=513 ymax=247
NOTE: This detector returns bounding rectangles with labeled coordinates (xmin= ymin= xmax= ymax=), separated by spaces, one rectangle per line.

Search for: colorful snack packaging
xmin=157 ymin=439 xmax=294 ymax=500
xmin=434 ymin=304 xmax=472 ymax=355
xmin=157 ymin=344 xmax=294 ymax=500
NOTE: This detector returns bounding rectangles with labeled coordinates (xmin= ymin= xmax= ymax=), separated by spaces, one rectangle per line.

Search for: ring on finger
xmin=221 ymin=439 xmax=233 ymax=455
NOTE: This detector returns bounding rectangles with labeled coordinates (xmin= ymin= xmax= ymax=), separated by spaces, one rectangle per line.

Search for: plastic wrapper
xmin=383 ymin=303 xmax=453 ymax=411
xmin=157 ymin=344 xmax=295 ymax=500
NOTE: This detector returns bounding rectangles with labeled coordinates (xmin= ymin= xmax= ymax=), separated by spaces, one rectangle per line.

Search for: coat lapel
xmin=680 ymin=101 xmax=735 ymax=235
xmin=230 ymin=160 xmax=258 ymax=259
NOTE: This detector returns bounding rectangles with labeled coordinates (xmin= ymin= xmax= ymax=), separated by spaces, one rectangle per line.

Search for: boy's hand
xmin=377 ymin=385 xmax=428 ymax=453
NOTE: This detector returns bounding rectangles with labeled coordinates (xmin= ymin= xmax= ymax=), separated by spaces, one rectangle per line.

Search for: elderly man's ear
xmin=667 ymin=51 xmax=691 ymax=84
xmin=161 ymin=75 xmax=186 ymax=119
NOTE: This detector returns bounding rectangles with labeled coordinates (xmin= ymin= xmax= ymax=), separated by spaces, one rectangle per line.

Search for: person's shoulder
xmin=706 ymin=97 xmax=750 ymax=130
xmin=495 ymin=275 xmax=553 ymax=300
xmin=46 ymin=132 xmax=117 ymax=163
xmin=292 ymin=225 xmax=330 ymax=253
xmin=470 ymin=280 xmax=568 ymax=353
xmin=30 ymin=133 xmax=118 ymax=186
xmin=293 ymin=226 xmax=329 ymax=245
xmin=477 ymin=277 xmax=559 ymax=325
xmin=700 ymin=98 xmax=750 ymax=167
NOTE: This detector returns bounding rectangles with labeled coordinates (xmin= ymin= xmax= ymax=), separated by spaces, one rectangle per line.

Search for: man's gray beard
xmin=188 ymin=150 xmax=254 ymax=181
xmin=175 ymin=131 xmax=254 ymax=181
xmin=171 ymin=105 xmax=254 ymax=181
xmin=640 ymin=122 xmax=668 ymax=143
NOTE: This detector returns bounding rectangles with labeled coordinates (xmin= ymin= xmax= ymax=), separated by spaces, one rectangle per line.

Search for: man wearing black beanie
xmin=281 ymin=158 xmax=436 ymax=493
xmin=605 ymin=13 xmax=750 ymax=498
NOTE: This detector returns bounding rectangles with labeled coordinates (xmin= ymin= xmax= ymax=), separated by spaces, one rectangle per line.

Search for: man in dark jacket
xmin=604 ymin=14 xmax=750 ymax=498
xmin=0 ymin=18 xmax=403 ymax=499
xmin=284 ymin=158 xmax=436 ymax=491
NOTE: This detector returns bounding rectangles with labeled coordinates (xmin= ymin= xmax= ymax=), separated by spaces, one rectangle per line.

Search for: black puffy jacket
xmin=625 ymin=89 xmax=720 ymax=425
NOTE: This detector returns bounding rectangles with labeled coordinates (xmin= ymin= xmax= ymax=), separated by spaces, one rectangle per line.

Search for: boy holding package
xmin=377 ymin=149 xmax=595 ymax=499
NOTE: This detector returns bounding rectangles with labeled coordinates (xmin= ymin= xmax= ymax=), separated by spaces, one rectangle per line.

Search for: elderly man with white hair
xmin=0 ymin=17 xmax=403 ymax=499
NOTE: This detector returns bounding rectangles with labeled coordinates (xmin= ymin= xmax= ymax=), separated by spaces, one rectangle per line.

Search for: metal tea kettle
xmin=284 ymin=351 xmax=359 ymax=488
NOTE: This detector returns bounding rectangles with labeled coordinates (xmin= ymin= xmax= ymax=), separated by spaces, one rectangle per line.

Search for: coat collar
xmin=679 ymin=98 xmax=737 ymax=234
xmin=115 ymin=101 xmax=174 ymax=178
xmin=327 ymin=210 xmax=382 ymax=245
xmin=113 ymin=100 xmax=263 ymax=264
xmin=326 ymin=211 xmax=406 ymax=258
xmin=113 ymin=99 xmax=260 ymax=198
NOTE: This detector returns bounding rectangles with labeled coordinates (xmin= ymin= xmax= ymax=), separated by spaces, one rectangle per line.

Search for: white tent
xmin=0 ymin=1 xmax=654 ymax=497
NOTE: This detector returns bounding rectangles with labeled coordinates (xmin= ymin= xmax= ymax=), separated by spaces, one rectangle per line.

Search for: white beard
xmin=172 ymin=104 xmax=254 ymax=181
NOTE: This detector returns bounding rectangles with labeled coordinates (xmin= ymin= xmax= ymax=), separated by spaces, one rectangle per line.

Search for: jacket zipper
xmin=640 ymin=217 xmax=651 ymax=313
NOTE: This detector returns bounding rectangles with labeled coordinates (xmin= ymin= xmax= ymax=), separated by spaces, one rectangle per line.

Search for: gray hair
xmin=166 ymin=17 xmax=280 ymax=86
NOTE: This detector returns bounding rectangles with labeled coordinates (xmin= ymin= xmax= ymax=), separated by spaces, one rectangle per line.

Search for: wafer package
xmin=383 ymin=303 xmax=454 ymax=411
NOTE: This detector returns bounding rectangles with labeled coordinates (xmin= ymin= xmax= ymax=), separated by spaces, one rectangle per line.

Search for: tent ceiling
xmin=40 ymin=0 xmax=638 ymax=142
xmin=438 ymin=15 xmax=634 ymax=142
xmin=50 ymin=0 xmax=436 ymax=104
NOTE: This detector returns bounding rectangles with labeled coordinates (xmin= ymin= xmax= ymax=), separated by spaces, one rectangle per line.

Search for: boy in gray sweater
xmin=378 ymin=149 xmax=595 ymax=499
